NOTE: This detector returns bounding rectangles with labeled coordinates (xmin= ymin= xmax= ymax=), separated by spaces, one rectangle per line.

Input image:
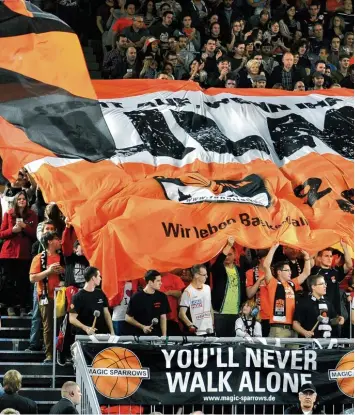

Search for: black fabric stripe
xmin=0 ymin=2 xmax=73 ymax=37
xmin=0 ymin=68 xmax=116 ymax=162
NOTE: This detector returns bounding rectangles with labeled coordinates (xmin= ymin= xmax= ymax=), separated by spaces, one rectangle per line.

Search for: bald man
xmin=49 ymin=382 xmax=81 ymax=414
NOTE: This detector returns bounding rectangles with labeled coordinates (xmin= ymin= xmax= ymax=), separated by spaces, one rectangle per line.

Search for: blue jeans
xmin=29 ymin=284 xmax=42 ymax=348
xmin=113 ymin=321 xmax=125 ymax=335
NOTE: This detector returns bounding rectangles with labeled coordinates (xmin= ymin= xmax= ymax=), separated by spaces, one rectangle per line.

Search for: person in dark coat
xmin=285 ymin=383 xmax=325 ymax=414
xmin=49 ymin=382 xmax=81 ymax=414
xmin=0 ymin=370 xmax=37 ymax=414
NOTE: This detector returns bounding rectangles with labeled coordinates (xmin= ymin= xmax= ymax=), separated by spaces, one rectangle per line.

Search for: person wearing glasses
xmin=179 ymin=264 xmax=214 ymax=336
xmin=285 ymin=383 xmax=325 ymax=414
xmin=292 ymin=274 xmax=344 ymax=339
xmin=264 ymin=243 xmax=311 ymax=339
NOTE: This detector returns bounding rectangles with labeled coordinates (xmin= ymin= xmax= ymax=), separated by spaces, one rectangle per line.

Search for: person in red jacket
xmin=0 ymin=191 xmax=38 ymax=316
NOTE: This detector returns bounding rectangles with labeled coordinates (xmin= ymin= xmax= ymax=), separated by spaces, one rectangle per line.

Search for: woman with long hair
xmin=279 ymin=5 xmax=301 ymax=46
xmin=37 ymin=203 xmax=65 ymax=242
xmin=140 ymin=0 xmax=158 ymax=27
xmin=235 ymin=300 xmax=262 ymax=338
xmin=0 ymin=191 xmax=38 ymax=316
xmin=328 ymin=15 xmax=346 ymax=40
xmin=340 ymin=32 xmax=354 ymax=56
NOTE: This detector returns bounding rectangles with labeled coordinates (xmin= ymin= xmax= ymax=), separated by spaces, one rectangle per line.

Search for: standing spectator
xmin=209 ymin=237 xmax=246 ymax=336
xmin=111 ymin=280 xmax=138 ymax=335
xmin=264 ymin=243 xmax=311 ymax=338
xmin=246 ymin=249 xmax=270 ymax=336
xmin=69 ymin=267 xmax=114 ymax=336
xmin=235 ymin=300 xmax=262 ymax=338
xmin=201 ymin=38 xmax=221 ymax=74
xmin=124 ymin=270 xmax=170 ymax=336
xmin=180 ymin=14 xmax=201 ymax=52
xmin=229 ymin=41 xmax=246 ymax=70
xmin=312 ymin=243 xmax=352 ymax=317
xmin=0 ymin=191 xmax=38 ymax=316
xmin=26 ymin=220 xmax=56 ymax=353
xmin=179 ymin=264 xmax=214 ymax=336
xmin=96 ymin=0 xmax=116 ymax=56
xmin=269 ymin=52 xmax=303 ymax=90
xmin=285 ymin=383 xmax=325 ymax=414
xmin=37 ymin=203 xmax=65 ymax=242
xmin=30 ymin=232 xmax=64 ymax=363
xmin=160 ymin=272 xmax=185 ymax=335
xmin=293 ymin=274 xmax=345 ymax=338
xmin=102 ymin=34 xmax=128 ymax=78
xmin=332 ymin=54 xmax=350 ymax=83
xmin=49 ymin=381 xmax=81 ymax=414
xmin=0 ymin=371 xmax=37 ymax=414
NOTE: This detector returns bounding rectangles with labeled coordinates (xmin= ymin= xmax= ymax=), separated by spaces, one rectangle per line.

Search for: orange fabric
xmin=30 ymin=253 xmax=62 ymax=299
xmin=246 ymin=269 xmax=270 ymax=320
xmin=326 ymin=0 xmax=342 ymax=12
xmin=160 ymin=273 xmax=186 ymax=322
xmin=267 ymin=277 xmax=301 ymax=325
xmin=113 ymin=18 xmax=134 ymax=33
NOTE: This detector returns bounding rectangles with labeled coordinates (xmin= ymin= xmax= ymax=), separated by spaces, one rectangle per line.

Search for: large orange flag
xmin=0 ymin=2 xmax=353 ymax=301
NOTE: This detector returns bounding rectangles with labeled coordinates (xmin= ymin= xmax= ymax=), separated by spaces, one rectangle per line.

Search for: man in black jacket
xmin=209 ymin=236 xmax=246 ymax=337
xmin=49 ymin=381 xmax=81 ymax=414
xmin=285 ymin=383 xmax=325 ymax=414
xmin=0 ymin=370 xmax=37 ymax=414
xmin=268 ymin=52 xmax=303 ymax=90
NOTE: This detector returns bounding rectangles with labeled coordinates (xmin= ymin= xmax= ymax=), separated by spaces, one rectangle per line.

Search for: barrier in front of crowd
xmin=71 ymin=336 xmax=354 ymax=415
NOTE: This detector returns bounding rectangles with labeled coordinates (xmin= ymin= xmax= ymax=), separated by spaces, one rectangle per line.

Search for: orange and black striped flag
xmin=0 ymin=0 xmax=115 ymax=179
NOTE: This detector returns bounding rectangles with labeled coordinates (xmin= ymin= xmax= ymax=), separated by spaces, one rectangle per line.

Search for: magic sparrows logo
xmin=328 ymin=351 xmax=354 ymax=398
xmin=155 ymin=173 xmax=271 ymax=207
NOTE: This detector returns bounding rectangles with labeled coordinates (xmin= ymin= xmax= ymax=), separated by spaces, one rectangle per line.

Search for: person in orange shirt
xmin=30 ymin=232 xmax=64 ymax=363
xmin=246 ymin=249 xmax=271 ymax=337
xmin=264 ymin=243 xmax=311 ymax=339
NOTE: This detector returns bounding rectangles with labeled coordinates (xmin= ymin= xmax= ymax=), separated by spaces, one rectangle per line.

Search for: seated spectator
xmin=327 ymin=15 xmax=345 ymax=41
xmin=139 ymin=55 xmax=159 ymax=78
xmin=264 ymin=243 xmax=311 ymax=339
xmin=216 ymin=0 xmax=243 ymax=41
xmin=157 ymin=71 xmax=173 ymax=79
xmin=238 ymin=58 xmax=263 ymax=87
xmin=111 ymin=2 xmax=136 ymax=35
xmin=328 ymin=36 xmax=342 ymax=65
xmin=285 ymin=383 xmax=325 ymax=415
xmin=207 ymin=57 xmax=232 ymax=87
xmin=226 ymin=20 xmax=244 ymax=52
xmin=166 ymin=51 xmax=188 ymax=79
xmin=249 ymin=9 xmax=270 ymax=32
xmin=112 ymin=46 xmax=141 ymax=79
xmin=229 ymin=41 xmax=246 ymax=71
xmin=124 ymin=270 xmax=170 ymax=336
xmin=269 ymin=52 xmax=303 ymax=90
xmin=318 ymin=47 xmax=338 ymax=71
xmin=340 ymin=32 xmax=354 ymax=57
xmin=141 ymin=0 xmax=158 ymax=28
xmin=309 ymin=23 xmax=328 ymax=56
xmin=337 ymin=0 xmax=354 ymax=33
xmin=307 ymin=60 xmax=333 ymax=88
xmin=340 ymin=63 xmax=354 ymax=88
xmin=279 ymin=5 xmax=301 ymax=47
xmin=0 ymin=191 xmax=37 ymax=316
xmin=187 ymin=59 xmax=208 ymax=85
xmin=0 ymin=371 xmax=37 ymax=414
xmin=162 ymin=62 xmax=175 ymax=78
xmin=294 ymin=80 xmax=306 ymax=90
xmin=293 ymin=40 xmax=312 ymax=75
xmin=177 ymin=35 xmax=195 ymax=70
xmin=209 ymin=22 xmax=227 ymax=52
xmin=141 ymin=37 xmax=162 ymax=65
xmin=293 ymin=274 xmax=345 ymax=339
xmin=254 ymin=73 xmax=267 ymax=87
xmin=69 ymin=267 xmax=114 ymax=336
xmin=30 ymin=231 xmax=65 ymax=363
xmin=225 ymin=74 xmax=237 ymax=87
xmin=122 ymin=15 xmax=149 ymax=49
xmin=209 ymin=236 xmax=246 ymax=336
xmin=332 ymin=54 xmax=350 ymax=83
xmin=235 ymin=300 xmax=262 ymax=338
xmin=261 ymin=40 xmax=279 ymax=75
xmin=179 ymin=264 xmax=214 ymax=336
xmin=102 ymin=34 xmax=128 ymax=79
xmin=309 ymin=71 xmax=326 ymax=89
xmin=300 ymin=1 xmax=325 ymax=38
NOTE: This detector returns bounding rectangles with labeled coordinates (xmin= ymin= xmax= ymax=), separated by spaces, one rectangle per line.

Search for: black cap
xmin=300 ymin=383 xmax=317 ymax=393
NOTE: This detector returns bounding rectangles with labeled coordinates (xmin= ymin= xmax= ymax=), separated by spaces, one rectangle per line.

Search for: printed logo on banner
xmin=155 ymin=173 xmax=271 ymax=207
xmin=328 ymin=351 xmax=354 ymax=398
xmin=88 ymin=347 xmax=150 ymax=399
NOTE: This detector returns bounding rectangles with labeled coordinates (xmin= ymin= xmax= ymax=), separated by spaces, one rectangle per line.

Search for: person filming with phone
xmin=113 ymin=46 xmax=141 ymax=79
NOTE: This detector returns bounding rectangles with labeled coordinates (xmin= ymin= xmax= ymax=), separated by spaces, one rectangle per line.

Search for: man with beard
xmin=285 ymin=383 xmax=325 ymax=414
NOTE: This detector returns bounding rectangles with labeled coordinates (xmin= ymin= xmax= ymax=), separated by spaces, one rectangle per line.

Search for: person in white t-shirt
xmin=112 ymin=281 xmax=133 ymax=335
xmin=179 ymin=264 xmax=214 ymax=336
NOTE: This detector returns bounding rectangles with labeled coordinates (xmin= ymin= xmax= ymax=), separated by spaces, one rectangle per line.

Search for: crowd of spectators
xmin=0 ymin=171 xmax=353 ymax=365
xmin=90 ymin=0 xmax=354 ymax=89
